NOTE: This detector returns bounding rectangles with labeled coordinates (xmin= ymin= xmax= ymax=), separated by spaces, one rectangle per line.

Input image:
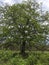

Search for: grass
xmin=0 ymin=50 xmax=49 ymax=65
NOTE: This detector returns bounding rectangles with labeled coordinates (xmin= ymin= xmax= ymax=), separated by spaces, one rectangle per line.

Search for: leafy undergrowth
xmin=0 ymin=50 xmax=49 ymax=65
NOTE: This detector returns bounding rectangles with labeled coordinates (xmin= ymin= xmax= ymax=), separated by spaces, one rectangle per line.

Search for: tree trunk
xmin=21 ymin=41 xmax=26 ymax=55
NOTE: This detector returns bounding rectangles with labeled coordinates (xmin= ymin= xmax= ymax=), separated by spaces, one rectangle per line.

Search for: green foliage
xmin=0 ymin=50 xmax=49 ymax=65
xmin=1 ymin=0 xmax=46 ymax=42
xmin=0 ymin=0 xmax=49 ymax=53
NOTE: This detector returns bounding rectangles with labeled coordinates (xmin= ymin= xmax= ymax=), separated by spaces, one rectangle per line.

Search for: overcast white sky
xmin=0 ymin=0 xmax=49 ymax=11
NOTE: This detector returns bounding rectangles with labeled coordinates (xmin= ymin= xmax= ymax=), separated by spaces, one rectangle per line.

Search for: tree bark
xmin=21 ymin=41 xmax=26 ymax=55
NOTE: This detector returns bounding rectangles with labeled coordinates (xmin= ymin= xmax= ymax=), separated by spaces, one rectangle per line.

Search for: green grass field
xmin=0 ymin=50 xmax=49 ymax=65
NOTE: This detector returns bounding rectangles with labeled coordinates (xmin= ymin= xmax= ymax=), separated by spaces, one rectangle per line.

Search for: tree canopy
xmin=0 ymin=0 xmax=49 ymax=54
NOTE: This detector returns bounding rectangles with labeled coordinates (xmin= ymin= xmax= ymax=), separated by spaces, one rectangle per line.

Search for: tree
xmin=0 ymin=0 xmax=48 ymax=54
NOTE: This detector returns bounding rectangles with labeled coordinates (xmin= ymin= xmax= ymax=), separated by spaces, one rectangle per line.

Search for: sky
xmin=0 ymin=0 xmax=49 ymax=11
xmin=37 ymin=0 xmax=49 ymax=11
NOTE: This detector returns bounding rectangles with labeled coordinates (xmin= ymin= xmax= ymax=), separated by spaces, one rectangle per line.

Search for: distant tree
xmin=0 ymin=0 xmax=48 ymax=54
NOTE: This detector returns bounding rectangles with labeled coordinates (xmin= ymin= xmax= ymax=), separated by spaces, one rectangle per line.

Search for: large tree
xmin=0 ymin=0 xmax=48 ymax=54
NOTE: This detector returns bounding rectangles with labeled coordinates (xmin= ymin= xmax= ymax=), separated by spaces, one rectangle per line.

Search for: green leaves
xmin=0 ymin=50 xmax=49 ymax=65
xmin=0 ymin=0 xmax=48 ymax=51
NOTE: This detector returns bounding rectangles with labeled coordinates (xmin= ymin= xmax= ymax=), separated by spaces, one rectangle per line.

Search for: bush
xmin=0 ymin=50 xmax=49 ymax=65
